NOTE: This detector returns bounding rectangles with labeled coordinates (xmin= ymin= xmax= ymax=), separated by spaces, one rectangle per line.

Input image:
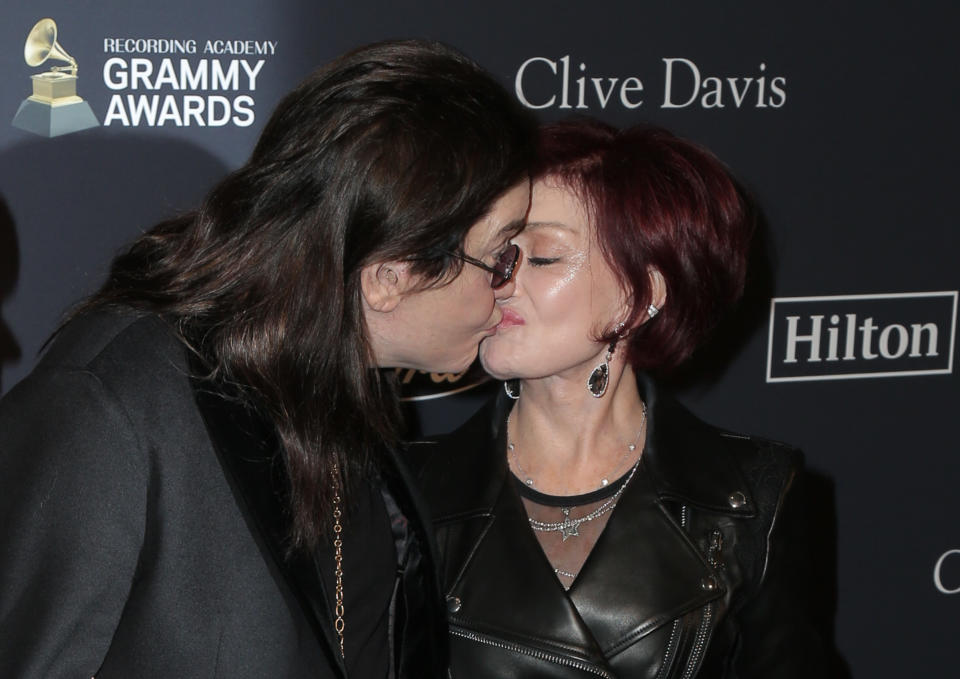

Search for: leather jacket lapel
xmin=413 ymin=395 xmax=510 ymax=592
xmin=190 ymin=374 xmax=347 ymax=677
xmin=437 ymin=392 xmax=722 ymax=660
xmin=419 ymin=379 xmax=746 ymax=666
xmin=638 ymin=374 xmax=756 ymax=517
xmin=444 ymin=476 xmax=610 ymax=667
xmin=558 ymin=376 xmax=754 ymax=659
xmin=568 ymin=463 xmax=721 ymax=655
xmin=422 ymin=395 xmax=608 ymax=665
xmin=415 ymin=377 xmax=804 ymax=676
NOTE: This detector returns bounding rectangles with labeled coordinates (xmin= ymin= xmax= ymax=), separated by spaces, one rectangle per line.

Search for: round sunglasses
xmin=450 ymin=243 xmax=520 ymax=289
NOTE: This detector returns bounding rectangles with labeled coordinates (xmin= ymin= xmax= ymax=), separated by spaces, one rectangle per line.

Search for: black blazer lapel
xmin=190 ymin=374 xmax=346 ymax=677
xmin=380 ymin=444 xmax=450 ymax=675
xmin=383 ymin=444 xmax=446 ymax=617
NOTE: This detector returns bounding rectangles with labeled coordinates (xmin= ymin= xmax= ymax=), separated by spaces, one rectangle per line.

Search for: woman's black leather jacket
xmin=409 ymin=376 xmax=824 ymax=678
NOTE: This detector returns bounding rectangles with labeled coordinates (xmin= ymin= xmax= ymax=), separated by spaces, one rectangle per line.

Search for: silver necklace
xmin=528 ymin=456 xmax=642 ymax=541
xmin=508 ymin=402 xmax=647 ymax=491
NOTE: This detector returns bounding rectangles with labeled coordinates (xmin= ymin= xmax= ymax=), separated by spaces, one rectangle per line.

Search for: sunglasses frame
xmin=450 ymin=242 xmax=520 ymax=289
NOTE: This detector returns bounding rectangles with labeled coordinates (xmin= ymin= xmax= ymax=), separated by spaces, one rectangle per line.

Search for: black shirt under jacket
xmin=409 ymin=376 xmax=826 ymax=678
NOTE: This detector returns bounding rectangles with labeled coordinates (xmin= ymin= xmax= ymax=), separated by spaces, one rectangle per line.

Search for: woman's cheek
xmin=535 ymin=251 xmax=581 ymax=295
xmin=538 ymin=260 xmax=584 ymax=310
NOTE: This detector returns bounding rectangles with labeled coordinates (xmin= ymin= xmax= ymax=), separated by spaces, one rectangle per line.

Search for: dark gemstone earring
xmin=587 ymin=343 xmax=614 ymax=398
xmin=587 ymin=322 xmax=625 ymax=398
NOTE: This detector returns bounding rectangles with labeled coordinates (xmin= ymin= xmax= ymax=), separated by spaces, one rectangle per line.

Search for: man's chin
xmin=445 ymin=351 xmax=479 ymax=376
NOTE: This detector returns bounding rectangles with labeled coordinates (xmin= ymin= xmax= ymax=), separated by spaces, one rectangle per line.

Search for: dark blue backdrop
xmin=2 ymin=3 xmax=957 ymax=676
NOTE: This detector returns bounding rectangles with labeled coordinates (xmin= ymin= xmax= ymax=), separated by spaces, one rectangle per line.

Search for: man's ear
xmin=360 ymin=261 xmax=413 ymax=313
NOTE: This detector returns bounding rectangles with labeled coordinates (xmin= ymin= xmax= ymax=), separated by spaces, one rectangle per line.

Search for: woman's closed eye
xmin=528 ymin=256 xmax=560 ymax=266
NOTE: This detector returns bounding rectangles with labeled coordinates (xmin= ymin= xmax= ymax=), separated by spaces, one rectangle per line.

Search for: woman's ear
xmin=360 ymin=261 xmax=413 ymax=313
xmin=617 ymin=268 xmax=668 ymax=330
xmin=648 ymin=268 xmax=667 ymax=312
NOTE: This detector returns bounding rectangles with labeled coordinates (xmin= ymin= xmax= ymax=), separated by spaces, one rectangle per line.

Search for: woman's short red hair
xmin=535 ymin=119 xmax=755 ymax=371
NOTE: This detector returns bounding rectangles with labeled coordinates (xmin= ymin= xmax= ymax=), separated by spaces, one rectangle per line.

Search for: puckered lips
xmin=496 ymin=307 xmax=524 ymax=331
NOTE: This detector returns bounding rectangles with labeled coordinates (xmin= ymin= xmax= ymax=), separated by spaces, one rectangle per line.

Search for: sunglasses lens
xmin=491 ymin=244 xmax=518 ymax=288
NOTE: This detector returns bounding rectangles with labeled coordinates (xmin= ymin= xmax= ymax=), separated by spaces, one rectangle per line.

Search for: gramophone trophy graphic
xmin=11 ymin=18 xmax=100 ymax=137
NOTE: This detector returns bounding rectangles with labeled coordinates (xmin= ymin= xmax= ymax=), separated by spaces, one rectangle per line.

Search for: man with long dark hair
xmin=0 ymin=40 xmax=535 ymax=678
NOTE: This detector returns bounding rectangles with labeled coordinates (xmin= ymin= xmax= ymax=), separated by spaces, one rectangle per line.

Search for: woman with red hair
xmin=413 ymin=119 xmax=823 ymax=677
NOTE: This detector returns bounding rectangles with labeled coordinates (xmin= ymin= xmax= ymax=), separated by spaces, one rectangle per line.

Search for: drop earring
xmin=587 ymin=322 xmax=625 ymax=398
xmin=504 ymin=380 xmax=520 ymax=400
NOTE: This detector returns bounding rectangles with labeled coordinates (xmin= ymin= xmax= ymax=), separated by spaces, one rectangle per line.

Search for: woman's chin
xmin=478 ymin=351 xmax=512 ymax=381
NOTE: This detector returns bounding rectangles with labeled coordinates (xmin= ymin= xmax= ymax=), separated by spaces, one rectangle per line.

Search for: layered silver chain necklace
xmin=528 ymin=457 xmax=642 ymax=541
xmin=509 ymin=403 xmax=647 ymax=542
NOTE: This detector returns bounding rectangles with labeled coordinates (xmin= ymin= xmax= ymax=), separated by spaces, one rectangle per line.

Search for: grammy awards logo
xmin=11 ymin=18 xmax=100 ymax=138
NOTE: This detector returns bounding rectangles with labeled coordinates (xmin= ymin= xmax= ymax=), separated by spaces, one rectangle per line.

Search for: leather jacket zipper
xmin=654 ymin=619 xmax=683 ymax=679
xmin=680 ymin=603 xmax=714 ymax=679
xmin=450 ymin=626 xmax=614 ymax=678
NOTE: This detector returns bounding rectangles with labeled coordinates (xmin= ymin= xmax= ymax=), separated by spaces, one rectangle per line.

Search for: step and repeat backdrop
xmin=1 ymin=2 xmax=956 ymax=676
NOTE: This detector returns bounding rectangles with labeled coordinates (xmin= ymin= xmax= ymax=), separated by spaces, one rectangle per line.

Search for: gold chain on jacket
xmin=332 ymin=466 xmax=345 ymax=659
